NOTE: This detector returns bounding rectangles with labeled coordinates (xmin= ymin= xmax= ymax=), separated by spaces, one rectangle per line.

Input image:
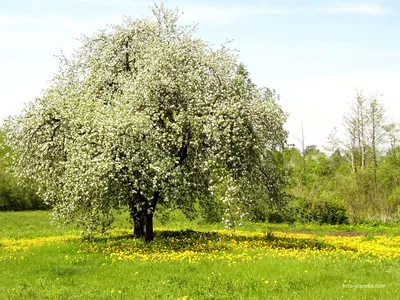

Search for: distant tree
xmin=304 ymin=145 xmax=320 ymax=156
xmin=5 ymin=5 xmax=287 ymax=241
xmin=324 ymin=127 xmax=340 ymax=155
xmin=343 ymin=92 xmax=369 ymax=172
xmin=367 ymin=96 xmax=387 ymax=191
xmin=385 ymin=123 xmax=400 ymax=151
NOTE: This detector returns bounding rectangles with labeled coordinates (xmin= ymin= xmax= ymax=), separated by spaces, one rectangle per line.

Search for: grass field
xmin=0 ymin=211 xmax=399 ymax=299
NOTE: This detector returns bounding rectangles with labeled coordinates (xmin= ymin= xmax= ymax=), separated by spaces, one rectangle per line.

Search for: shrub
xmin=290 ymin=196 xmax=348 ymax=225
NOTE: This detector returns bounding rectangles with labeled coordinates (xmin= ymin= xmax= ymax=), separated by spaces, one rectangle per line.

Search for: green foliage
xmin=0 ymin=179 xmax=45 ymax=211
xmin=290 ymin=196 xmax=348 ymax=225
xmin=199 ymin=192 xmax=225 ymax=224
xmin=283 ymin=145 xmax=350 ymax=225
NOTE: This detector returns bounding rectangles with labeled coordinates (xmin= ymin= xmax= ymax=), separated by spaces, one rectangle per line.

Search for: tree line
xmin=2 ymin=91 xmax=399 ymax=226
xmin=286 ymin=92 xmax=400 ymax=225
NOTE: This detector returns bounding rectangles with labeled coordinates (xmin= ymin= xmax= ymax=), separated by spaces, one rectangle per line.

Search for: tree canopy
xmin=5 ymin=5 xmax=287 ymax=241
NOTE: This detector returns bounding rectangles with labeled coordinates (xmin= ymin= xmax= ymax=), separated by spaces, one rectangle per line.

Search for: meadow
xmin=0 ymin=211 xmax=399 ymax=299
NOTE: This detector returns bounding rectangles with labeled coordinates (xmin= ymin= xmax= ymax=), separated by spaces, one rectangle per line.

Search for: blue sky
xmin=1 ymin=0 xmax=400 ymax=148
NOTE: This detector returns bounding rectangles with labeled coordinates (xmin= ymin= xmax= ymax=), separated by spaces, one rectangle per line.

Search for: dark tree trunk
xmin=143 ymin=212 xmax=154 ymax=242
xmin=131 ymin=210 xmax=154 ymax=241
xmin=133 ymin=210 xmax=144 ymax=237
xmin=128 ymin=198 xmax=142 ymax=237
xmin=128 ymin=191 xmax=159 ymax=242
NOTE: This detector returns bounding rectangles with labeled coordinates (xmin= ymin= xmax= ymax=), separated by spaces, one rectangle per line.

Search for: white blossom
xmin=5 ymin=4 xmax=287 ymax=236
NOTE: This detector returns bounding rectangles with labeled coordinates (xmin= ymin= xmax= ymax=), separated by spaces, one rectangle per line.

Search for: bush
xmin=290 ymin=197 xmax=348 ymax=225
xmin=0 ymin=171 xmax=47 ymax=211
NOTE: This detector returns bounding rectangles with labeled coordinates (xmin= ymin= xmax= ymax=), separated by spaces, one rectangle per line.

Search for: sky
xmin=1 ymin=0 xmax=400 ymax=149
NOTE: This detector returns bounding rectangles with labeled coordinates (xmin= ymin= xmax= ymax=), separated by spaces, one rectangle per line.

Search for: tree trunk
xmin=131 ymin=210 xmax=154 ymax=241
xmin=143 ymin=212 xmax=154 ymax=242
xmin=130 ymin=208 xmax=154 ymax=241
xmin=133 ymin=210 xmax=144 ymax=237
xmin=128 ymin=191 xmax=159 ymax=242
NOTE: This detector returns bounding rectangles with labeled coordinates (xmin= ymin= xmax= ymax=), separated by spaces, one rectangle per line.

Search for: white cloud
xmin=181 ymin=6 xmax=285 ymax=25
xmin=70 ymin=0 xmax=149 ymax=8
xmin=0 ymin=14 xmax=128 ymax=53
xmin=316 ymin=2 xmax=390 ymax=15
xmin=0 ymin=14 xmax=123 ymax=29
xmin=180 ymin=1 xmax=390 ymax=25
xmin=370 ymin=51 xmax=400 ymax=57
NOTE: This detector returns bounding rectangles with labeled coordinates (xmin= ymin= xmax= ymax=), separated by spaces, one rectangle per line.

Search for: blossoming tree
xmin=6 ymin=5 xmax=287 ymax=241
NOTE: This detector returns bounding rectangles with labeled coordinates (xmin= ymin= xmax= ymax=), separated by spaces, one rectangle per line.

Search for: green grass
xmin=0 ymin=210 xmax=77 ymax=238
xmin=0 ymin=210 xmax=399 ymax=299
